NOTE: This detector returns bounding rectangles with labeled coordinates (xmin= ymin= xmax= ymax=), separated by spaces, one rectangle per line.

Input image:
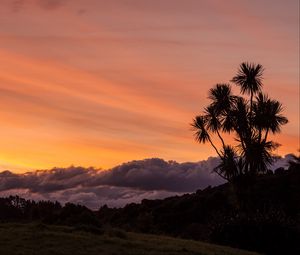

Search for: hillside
xmin=0 ymin=223 xmax=261 ymax=255
xmin=97 ymin=168 xmax=300 ymax=254
xmin=0 ymin=167 xmax=299 ymax=254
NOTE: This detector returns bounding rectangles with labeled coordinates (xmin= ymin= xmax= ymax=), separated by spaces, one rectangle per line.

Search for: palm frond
xmin=231 ymin=62 xmax=264 ymax=95
xmin=214 ymin=145 xmax=240 ymax=180
xmin=191 ymin=115 xmax=210 ymax=144
xmin=208 ymin=84 xmax=235 ymax=115
xmin=204 ymin=105 xmax=222 ymax=133
xmin=241 ymin=139 xmax=278 ymax=174
xmin=253 ymin=93 xmax=288 ymax=134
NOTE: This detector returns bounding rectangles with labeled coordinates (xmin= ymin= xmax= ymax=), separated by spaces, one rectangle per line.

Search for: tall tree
xmin=192 ymin=62 xmax=288 ymax=181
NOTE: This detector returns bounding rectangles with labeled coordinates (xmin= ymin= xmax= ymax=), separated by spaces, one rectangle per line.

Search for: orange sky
xmin=0 ymin=0 xmax=299 ymax=173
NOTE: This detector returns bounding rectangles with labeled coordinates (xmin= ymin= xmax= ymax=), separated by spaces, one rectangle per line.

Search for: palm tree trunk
xmin=264 ymin=128 xmax=269 ymax=142
xmin=250 ymin=90 xmax=253 ymax=129
xmin=236 ymin=129 xmax=246 ymax=151
xmin=250 ymin=91 xmax=253 ymax=112
xmin=216 ymin=129 xmax=226 ymax=149
xmin=207 ymin=136 xmax=222 ymax=159
xmin=214 ymin=169 xmax=229 ymax=181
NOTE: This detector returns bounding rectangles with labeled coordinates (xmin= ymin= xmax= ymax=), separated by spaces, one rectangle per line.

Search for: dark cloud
xmin=93 ymin=158 xmax=222 ymax=192
xmin=0 ymin=155 xmax=291 ymax=209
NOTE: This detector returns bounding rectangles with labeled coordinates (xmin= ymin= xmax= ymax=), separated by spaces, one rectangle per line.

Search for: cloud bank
xmin=0 ymin=155 xmax=292 ymax=209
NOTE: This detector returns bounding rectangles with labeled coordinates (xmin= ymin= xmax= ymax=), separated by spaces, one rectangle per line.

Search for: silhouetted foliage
xmin=0 ymin=167 xmax=299 ymax=254
xmin=96 ymin=168 xmax=300 ymax=254
xmin=192 ymin=62 xmax=288 ymax=181
xmin=274 ymin=167 xmax=285 ymax=175
xmin=210 ymin=210 xmax=298 ymax=255
xmin=0 ymin=196 xmax=100 ymax=228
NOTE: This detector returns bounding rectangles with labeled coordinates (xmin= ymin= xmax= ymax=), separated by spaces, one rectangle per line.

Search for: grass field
xmin=0 ymin=223 xmax=261 ymax=255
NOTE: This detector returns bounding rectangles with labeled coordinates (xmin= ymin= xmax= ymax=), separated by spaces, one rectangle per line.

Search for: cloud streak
xmin=10 ymin=0 xmax=65 ymax=12
xmin=0 ymin=0 xmax=298 ymax=171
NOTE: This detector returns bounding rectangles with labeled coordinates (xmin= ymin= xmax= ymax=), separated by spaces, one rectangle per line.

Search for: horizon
xmin=0 ymin=152 xmax=295 ymax=173
xmin=0 ymin=154 xmax=292 ymax=209
xmin=0 ymin=0 xmax=299 ymax=173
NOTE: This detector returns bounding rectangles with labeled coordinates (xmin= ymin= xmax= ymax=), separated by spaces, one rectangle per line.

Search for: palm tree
xmin=192 ymin=62 xmax=288 ymax=181
xmin=231 ymin=62 xmax=264 ymax=117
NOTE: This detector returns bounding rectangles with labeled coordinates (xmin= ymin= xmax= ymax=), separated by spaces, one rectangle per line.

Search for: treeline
xmin=0 ymin=166 xmax=299 ymax=254
xmin=0 ymin=196 xmax=100 ymax=228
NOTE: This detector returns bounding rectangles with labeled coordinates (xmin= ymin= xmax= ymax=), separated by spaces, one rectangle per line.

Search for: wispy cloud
xmin=10 ymin=0 xmax=65 ymax=12
xmin=0 ymin=0 xmax=298 ymax=171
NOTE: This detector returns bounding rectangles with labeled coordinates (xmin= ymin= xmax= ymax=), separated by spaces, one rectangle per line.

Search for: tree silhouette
xmin=192 ymin=62 xmax=288 ymax=181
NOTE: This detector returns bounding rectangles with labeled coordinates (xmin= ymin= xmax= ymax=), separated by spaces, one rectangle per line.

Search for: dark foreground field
xmin=0 ymin=223 xmax=260 ymax=255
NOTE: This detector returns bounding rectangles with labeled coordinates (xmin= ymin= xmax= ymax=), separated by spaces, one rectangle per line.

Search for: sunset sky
xmin=0 ymin=0 xmax=299 ymax=173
